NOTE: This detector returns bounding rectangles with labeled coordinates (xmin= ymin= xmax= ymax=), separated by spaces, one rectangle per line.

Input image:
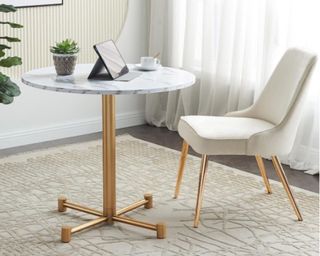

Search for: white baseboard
xmin=0 ymin=111 xmax=145 ymax=150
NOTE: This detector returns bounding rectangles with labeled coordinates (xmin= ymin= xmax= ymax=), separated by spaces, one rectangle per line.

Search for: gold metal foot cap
xmin=58 ymin=196 xmax=67 ymax=212
xmin=156 ymin=223 xmax=166 ymax=239
xmin=61 ymin=226 xmax=72 ymax=243
xmin=144 ymin=194 xmax=153 ymax=209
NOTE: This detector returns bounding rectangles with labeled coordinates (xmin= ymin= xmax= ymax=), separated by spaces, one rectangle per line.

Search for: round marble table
xmin=22 ymin=64 xmax=195 ymax=242
xmin=22 ymin=64 xmax=195 ymax=95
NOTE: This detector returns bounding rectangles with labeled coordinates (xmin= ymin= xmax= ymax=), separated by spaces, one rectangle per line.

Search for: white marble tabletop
xmin=21 ymin=64 xmax=196 ymax=95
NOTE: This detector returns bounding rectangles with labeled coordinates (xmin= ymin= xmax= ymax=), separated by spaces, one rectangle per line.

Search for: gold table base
xmin=58 ymin=194 xmax=166 ymax=243
xmin=57 ymin=95 xmax=166 ymax=242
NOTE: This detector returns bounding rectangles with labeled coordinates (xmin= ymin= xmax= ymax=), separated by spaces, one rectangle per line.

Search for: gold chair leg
xmin=271 ymin=156 xmax=303 ymax=221
xmin=194 ymin=154 xmax=209 ymax=228
xmin=174 ymin=141 xmax=189 ymax=199
xmin=255 ymin=155 xmax=272 ymax=194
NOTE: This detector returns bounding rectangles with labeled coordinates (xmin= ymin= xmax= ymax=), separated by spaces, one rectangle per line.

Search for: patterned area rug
xmin=0 ymin=135 xmax=318 ymax=256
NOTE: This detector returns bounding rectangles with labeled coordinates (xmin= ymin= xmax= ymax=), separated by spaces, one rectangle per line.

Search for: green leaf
xmin=6 ymin=79 xmax=20 ymax=95
xmin=0 ymin=44 xmax=10 ymax=58
xmin=0 ymin=4 xmax=17 ymax=13
xmin=0 ymin=73 xmax=9 ymax=84
xmin=0 ymin=56 xmax=22 ymax=67
xmin=0 ymin=44 xmax=11 ymax=50
xmin=0 ymin=21 xmax=23 ymax=28
xmin=0 ymin=79 xmax=21 ymax=97
xmin=0 ymin=90 xmax=14 ymax=104
xmin=0 ymin=36 xmax=21 ymax=42
xmin=0 ymin=73 xmax=20 ymax=104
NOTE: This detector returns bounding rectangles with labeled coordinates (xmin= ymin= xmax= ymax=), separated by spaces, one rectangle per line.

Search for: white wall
xmin=116 ymin=0 xmax=148 ymax=115
xmin=0 ymin=0 xmax=148 ymax=150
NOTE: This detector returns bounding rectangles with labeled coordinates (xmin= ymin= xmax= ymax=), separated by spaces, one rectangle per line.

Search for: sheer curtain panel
xmin=146 ymin=0 xmax=319 ymax=173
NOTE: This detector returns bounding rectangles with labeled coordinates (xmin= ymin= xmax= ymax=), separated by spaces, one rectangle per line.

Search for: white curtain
xmin=146 ymin=0 xmax=319 ymax=173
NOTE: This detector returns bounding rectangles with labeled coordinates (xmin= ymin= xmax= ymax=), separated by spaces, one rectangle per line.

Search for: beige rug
xmin=0 ymin=135 xmax=318 ymax=256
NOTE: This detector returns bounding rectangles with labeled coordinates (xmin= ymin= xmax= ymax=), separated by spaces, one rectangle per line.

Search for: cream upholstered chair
xmin=174 ymin=48 xmax=317 ymax=228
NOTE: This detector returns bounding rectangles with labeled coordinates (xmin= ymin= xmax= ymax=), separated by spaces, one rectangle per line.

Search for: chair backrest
xmin=249 ymin=48 xmax=317 ymax=125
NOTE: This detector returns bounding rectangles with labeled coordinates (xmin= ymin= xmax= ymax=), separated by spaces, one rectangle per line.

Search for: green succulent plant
xmin=50 ymin=39 xmax=80 ymax=55
xmin=0 ymin=4 xmax=23 ymax=105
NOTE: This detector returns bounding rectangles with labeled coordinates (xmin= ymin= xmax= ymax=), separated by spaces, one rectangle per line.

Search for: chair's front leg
xmin=174 ymin=141 xmax=189 ymax=199
xmin=194 ymin=154 xmax=209 ymax=228
xmin=255 ymin=155 xmax=272 ymax=194
xmin=271 ymin=156 xmax=303 ymax=221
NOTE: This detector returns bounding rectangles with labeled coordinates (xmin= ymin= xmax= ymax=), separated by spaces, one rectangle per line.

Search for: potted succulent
xmin=0 ymin=4 xmax=23 ymax=104
xmin=50 ymin=39 xmax=79 ymax=76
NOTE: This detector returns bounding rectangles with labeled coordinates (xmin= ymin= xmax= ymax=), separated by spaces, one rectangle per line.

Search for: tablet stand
xmin=88 ymin=58 xmax=113 ymax=80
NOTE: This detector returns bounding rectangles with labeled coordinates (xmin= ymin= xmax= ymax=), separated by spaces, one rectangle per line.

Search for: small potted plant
xmin=50 ymin=39 xmax=79 ymax=76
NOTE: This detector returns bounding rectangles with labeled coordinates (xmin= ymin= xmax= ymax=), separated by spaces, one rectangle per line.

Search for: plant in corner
xmin=50 ymin=39 xmax=80 ymax=76
xmin=0 ymin=4 xmax=23 ymax=105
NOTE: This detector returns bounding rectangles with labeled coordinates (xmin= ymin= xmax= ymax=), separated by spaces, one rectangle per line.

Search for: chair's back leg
xmin=194 ymin=154 xmax=209 ymax=228
xmin=271 ymin=156 xmax=303 ymax=221
xmin=255 ymin=155 xmax=272 ymax=194
xmin=174 ymin=141 xmax=189 ymax=199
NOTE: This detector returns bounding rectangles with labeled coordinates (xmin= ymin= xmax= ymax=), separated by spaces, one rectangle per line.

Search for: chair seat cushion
xmin=178 ymin=116 xmax=274 ymax=155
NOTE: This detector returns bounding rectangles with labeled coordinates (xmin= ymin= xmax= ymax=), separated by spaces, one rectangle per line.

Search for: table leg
xmin=58 ymin=95 xmax=166 ymax=243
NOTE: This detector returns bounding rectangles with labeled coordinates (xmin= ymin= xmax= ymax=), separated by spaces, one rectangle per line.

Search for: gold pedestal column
xmin=102 ymin=95 xmax=116 ymax=224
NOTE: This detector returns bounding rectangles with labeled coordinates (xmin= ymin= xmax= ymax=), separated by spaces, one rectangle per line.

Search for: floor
xmin=1 ymin=133 xmax=318 ymax=255
xmin=0 ymin=124 xmax=318 ymax=193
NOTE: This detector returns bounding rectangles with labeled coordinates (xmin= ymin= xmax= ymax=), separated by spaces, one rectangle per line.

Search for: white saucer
xmin=135 ymin=63 xmax=162 ymax=71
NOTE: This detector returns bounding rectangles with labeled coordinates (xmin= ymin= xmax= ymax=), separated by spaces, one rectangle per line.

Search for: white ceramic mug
xmin=140 ymin=57 xmax=160 ymax=69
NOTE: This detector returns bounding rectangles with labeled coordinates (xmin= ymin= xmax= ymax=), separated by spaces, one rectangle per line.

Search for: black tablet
xmin=92 ymin=40 xmax=129 ymax=80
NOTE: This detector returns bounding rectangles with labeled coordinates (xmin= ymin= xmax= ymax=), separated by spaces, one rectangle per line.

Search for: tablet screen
xmin=94 ymin=40 xmax=128 ymax=79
